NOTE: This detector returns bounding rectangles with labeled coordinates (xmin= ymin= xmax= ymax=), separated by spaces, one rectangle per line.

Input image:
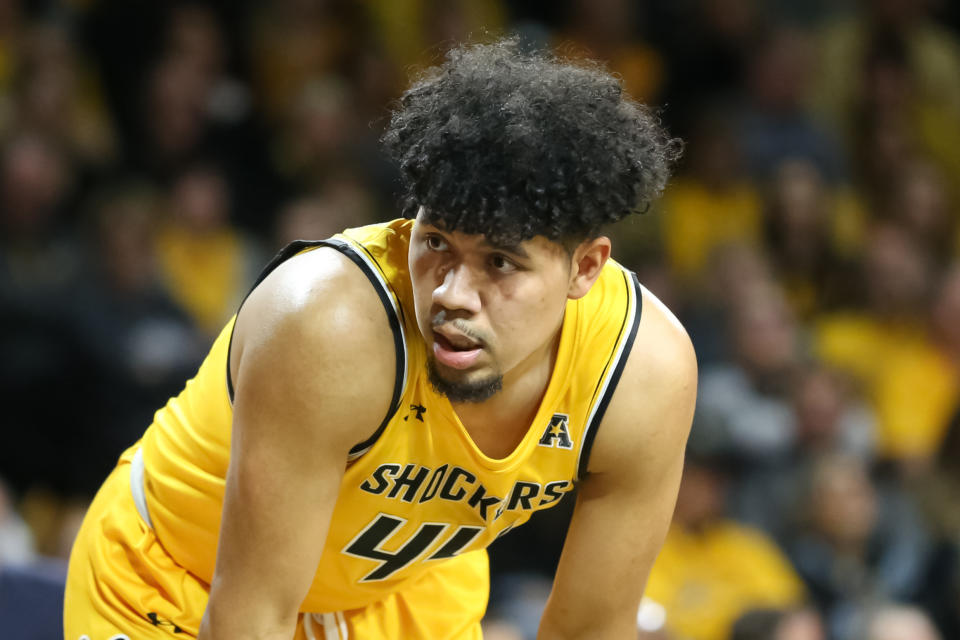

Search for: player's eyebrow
xmin=423 ymin=218 xmax=532 ymax=260
xmin=479 ymin=238 xmax=530 ymax=260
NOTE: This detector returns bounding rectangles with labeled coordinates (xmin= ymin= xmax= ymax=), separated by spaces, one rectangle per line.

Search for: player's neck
xmin=451 ymin=328 xmax=561 ymax=458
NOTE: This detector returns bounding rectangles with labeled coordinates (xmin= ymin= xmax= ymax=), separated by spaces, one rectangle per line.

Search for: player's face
xmin=409 ymin=212 xmax=575 ymax=404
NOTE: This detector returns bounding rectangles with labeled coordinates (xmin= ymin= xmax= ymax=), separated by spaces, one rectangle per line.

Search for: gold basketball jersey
xmin=138 ymin=218 xmax=642 ymax=613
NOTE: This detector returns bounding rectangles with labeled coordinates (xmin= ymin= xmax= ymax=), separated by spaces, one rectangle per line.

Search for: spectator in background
xmin=793 ymin=367 xmax=874 ymax=461
xmin=70 ymin=184 xmax=203 ymax=493
xmin=0 ymin=132 xmax=77 ymax=294
xmin=660 ymin=109 xmax=763 ymax=285
xmin=555 ymin=0 xmax=664 ymax=104
xmin=696 ymin=282 xmax=802 ymax=463
xmin=733 ymin=364 xmax=876 ymax=541
xmin=137 ymin=5 xmax=279 ymax=230
xmin=139 ymin=53 xmax=212 ymax=178
xmin=694 ymin=278 xmax=876 ymax=539
xmin=273 ymin=171 xmax=378 ymax=250
xmin=881 ymin=158 xmax=957 ymax=268
xmin=0 ymin=547 xmax=66 ymax=640
xmin=252 ymin=0 xmax=401 ymax=131
xmin=731 ymin=607 xmax=825 ymax=640
xmin=0 ymin=477 xmax=67 ymax=639
xmin=680 ymin=241 xmax=774 ymax=367
xmin=275 ymin=76 xmax=360 ymax=187
xmin=908 ymin=266 xmax=960 ymax=636
xmin=818 ymin=4 xmax=960 ymax=206
xmin=867 ymin=605 xmax=942 ymax=640
xmin=10 ymin=20 xmax=117 ymax=169
xmin=739 ymin=26 xmax=846 ymax=184
xmin=363 ymin=0 xmax=505 ymax=72
xmin=0 ymin=0 xmax=21 ymax=97
xmin=815 ymin=224 xmax=957 ymax=467
xmin=644 ymin=451 xmax=806 ymax=640
xmin=763 ymin=159 xmax=860 ymax=320
xmin=787 ymin=454 xmax=934 ymax=639
xmin=0 ymin=479 xmax=35 ymax=568
xmin=158 ymin=4 xmax=282 ymax=236
xmin=814 ymin=0 xmax=960 ymax=119
xmin=0 ymin=465 xmax=66 ymax=640
xmin=659 ymin=0 xmax=765 ymax=131
xmin=248 ymin=0 xmax=373 ymax=125
xmin=155 ymin=162 xmax=262 ymax=336
xmin=275 ymin=72 xmax=399 ymax=205
xmin=849 ymin=31 xmax=922 ymax=200
xmin=419 ymin=0 xmax=505 ymax=62
xmin=164 ymin=4 xmax=250 ymax=129
xmin=929 ymin=266 xmax=960 ymax=457
xmin=0 ymin=133 xmax=97 ymax=497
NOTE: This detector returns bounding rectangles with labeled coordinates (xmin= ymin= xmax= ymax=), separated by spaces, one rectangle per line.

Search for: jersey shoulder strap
xmin=225 ymin=223 xmax=412 ymax=456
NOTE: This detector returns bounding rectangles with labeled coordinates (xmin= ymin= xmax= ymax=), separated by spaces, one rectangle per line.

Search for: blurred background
xmin=0 ymin=1 xmax=959 ymax=639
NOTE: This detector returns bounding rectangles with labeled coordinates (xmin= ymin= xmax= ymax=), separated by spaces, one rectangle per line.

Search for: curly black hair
xmin=382 ymin=39 xmax=681 ymax=247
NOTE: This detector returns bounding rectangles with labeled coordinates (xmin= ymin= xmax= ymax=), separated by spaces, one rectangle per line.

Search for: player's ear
xmin=567 ymin=236 xmax=611 ymax=300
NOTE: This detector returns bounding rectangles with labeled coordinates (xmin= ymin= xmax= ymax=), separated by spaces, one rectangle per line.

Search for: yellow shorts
xmin=64 ymin=448 xmax=488 ymax=640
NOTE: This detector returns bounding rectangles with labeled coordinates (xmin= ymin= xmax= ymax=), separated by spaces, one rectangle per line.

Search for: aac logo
xmin=538 ymin=413 xmax=573 ymax=450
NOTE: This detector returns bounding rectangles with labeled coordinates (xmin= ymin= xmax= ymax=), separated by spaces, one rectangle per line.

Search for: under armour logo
xmin=403 ymin=404 xmax=427 ymax=422
xmin=538 ymin=414 xmax=573 ymax=449
xmin=147 ymin=612 xmax=183 ymax=634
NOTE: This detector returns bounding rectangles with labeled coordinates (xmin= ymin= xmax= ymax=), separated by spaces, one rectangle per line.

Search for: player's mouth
xmin=432 ymin=329 xmax=484 ymax=370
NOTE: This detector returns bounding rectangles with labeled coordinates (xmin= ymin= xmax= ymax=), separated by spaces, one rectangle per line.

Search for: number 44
xmin=342 ymin=514 xmax=484 ymax=581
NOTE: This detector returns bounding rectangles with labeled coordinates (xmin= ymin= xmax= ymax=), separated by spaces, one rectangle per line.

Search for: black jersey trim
xmin=575 ymin=269 xmax=643 ymax=481
xmin=225 ymin=238 xmax=407 ymax=458
xmin=226 ymin=240 xmax=327 ymax=401
xmin=320 ymin=238 xmax=408 ymax=459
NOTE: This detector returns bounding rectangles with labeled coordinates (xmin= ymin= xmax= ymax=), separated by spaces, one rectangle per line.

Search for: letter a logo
xmin=538 ymin=413 xmax=573 ymax=449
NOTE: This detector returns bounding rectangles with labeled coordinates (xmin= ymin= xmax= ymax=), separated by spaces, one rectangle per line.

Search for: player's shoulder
xmin=606 ymin=281 xmax=697 ymax=402
xmin=251 ymin=246 xmax=389 ymax=325
xmin=226 ymin=244 xmax=402 ymax=471
xmin=630 ymin=285 xmax=697 ymax=387
xmin=231 ymin=245 xmax=399 ymax=395
xmin=587 ymin=284 xmax=697 ymax=475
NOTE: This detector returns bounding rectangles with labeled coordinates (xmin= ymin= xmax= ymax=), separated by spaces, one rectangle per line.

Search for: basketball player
xmin=64 ymin=41 xmax=696 ymax=640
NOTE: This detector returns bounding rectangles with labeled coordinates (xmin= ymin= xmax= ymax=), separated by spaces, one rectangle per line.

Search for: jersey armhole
xmin=225 ymin=238 xmax=408 ymax=458
xmin=575 ymin=269 xmax=643 ymax=481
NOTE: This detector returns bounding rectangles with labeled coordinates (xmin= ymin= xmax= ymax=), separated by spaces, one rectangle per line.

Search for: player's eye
xmin=425 ymin=234 xmax=448 ymax=251
xmin=490 ymin=254 xmax=517 ymax=274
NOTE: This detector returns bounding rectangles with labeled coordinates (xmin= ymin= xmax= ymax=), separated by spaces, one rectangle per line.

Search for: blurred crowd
xmin=1 ymin=1 xmax=959 ymax=639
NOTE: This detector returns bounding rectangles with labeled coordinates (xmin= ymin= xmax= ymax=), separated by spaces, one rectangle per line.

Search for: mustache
xmin=431 ymin=310 xmax=487 ymax=344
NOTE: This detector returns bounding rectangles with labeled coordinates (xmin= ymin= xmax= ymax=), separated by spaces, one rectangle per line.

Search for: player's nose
xmin=433 ymin=264 xmax=482 ymax=314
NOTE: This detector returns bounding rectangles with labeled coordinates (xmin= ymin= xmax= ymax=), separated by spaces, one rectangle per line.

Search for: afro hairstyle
xmin=382 ymin=38 xmax=681 ymax=248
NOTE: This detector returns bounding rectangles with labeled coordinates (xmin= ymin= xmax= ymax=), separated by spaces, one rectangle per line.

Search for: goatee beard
xmin=427 ymin=357 xmax=502 ymax=403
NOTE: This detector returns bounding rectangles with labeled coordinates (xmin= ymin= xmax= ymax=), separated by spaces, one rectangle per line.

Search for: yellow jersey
xmin=138 ymin=218 xmax=642 ymax=613
xmin=645 ymin=520 xmax=805 ymax=640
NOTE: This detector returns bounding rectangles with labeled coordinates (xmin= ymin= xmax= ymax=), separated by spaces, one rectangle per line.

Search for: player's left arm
xmin=538 ymin=289 xmax=697 ymax=639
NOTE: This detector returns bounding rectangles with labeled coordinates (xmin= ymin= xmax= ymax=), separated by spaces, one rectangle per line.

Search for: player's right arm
xmin=197 ymin=247 xmax=398 ymax=640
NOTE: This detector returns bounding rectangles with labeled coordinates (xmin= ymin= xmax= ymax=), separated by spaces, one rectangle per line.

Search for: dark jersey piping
xmin=226 ymin=239 xmax=321 ymax=401
xmin=352 ymin=239 xmax=409 ymax=331
xmin=320 ymin=238 xmax=407 ymax=458
xmin=575 ymin=269 xmax=643 ymax=480
xmin=225 ymin=238 xmax=407 ymax=458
